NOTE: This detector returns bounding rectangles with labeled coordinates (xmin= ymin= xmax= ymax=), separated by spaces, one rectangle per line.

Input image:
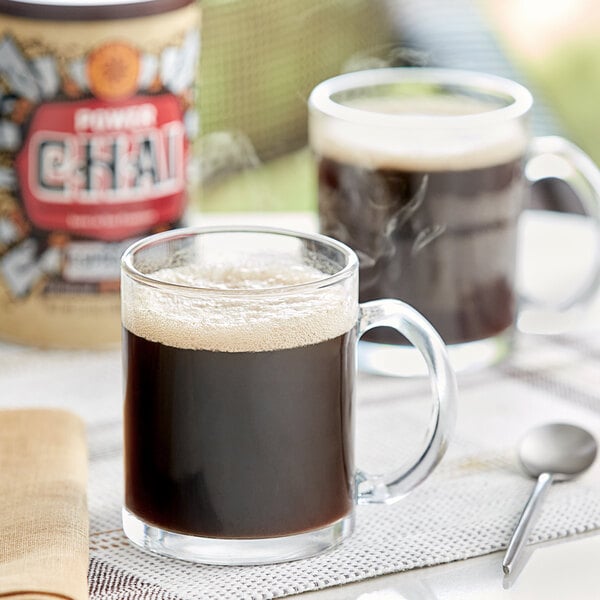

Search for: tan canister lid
xmin=0 ymin=0 xmax=195 ymax=20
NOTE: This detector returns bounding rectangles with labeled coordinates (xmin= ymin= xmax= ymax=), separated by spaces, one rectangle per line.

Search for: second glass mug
xmin=309 ymin=68 xmax=600 ymax=376
xmin=120 ymin=226 xmax=457 ymax=565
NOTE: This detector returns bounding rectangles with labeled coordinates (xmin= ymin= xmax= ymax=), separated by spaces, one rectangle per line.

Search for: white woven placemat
xmin=2 ymin=327 xmax=600 ymax=600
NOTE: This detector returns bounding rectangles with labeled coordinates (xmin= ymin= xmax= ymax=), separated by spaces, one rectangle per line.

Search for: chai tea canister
xmin=0 ymin=0 xmax=200 ymax=347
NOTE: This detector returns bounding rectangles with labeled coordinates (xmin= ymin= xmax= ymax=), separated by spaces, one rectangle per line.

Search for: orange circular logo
xmin=87 ymin=42 xmax=140 ymax=100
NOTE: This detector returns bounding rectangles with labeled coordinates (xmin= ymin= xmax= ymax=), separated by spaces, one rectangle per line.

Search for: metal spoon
xmin=503 ymin=423 xmax=597 ymax=576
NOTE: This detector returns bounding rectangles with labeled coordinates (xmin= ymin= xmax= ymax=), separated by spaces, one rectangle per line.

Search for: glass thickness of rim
xmin=121 ymin=225 xmax=358 ymax=293
xmin=309 ymin=68 xmax=533 ymax=126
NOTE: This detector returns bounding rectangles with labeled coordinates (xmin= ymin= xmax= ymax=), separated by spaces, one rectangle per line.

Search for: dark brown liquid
xmin=318 ymin=156 xmax=526 ymax=345
xmin=124 ymin=328 xmax=356 ymax=538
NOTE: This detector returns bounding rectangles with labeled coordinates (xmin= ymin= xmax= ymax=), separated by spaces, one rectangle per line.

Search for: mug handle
xmin=521 ymin=136 xmax=600 ymax=316
xmin=356 ymin=299 xmax=458 ymax=504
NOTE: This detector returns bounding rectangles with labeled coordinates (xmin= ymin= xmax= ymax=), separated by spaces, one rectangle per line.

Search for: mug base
xmin=359 ymin=329 xmax=513 ymax=377
xmin=122 ymin=507 xmax=355 ymax=565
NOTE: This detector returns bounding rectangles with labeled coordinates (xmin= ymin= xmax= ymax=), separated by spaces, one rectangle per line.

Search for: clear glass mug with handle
xmin=309 ymin=68 xmax=600 ymax=376
xmin=121 ymin=226 xmax=457 ymax=564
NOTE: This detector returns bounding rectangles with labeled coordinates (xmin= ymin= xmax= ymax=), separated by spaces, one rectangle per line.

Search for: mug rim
xmin=308 ymin=67 xmax=533 ymax=127
xmin=121 ymin=225 xmax=359 ymax=295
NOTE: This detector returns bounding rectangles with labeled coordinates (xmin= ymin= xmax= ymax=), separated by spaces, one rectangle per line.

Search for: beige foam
xmin=310 ymin=95 xmax=528 ymax=171
xmin=122 ymin=260 xmax=357 ymax=352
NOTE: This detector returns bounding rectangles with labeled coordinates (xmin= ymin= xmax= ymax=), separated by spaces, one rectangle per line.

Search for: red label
xmin=16 ymin=95 xmax=187 ymax=241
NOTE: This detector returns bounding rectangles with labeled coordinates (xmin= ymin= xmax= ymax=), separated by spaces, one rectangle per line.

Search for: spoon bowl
xmin=519 ymin=422 xmax=597 ymax=481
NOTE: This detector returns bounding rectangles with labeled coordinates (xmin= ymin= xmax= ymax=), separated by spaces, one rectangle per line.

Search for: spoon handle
xmin=502 ymin=472 xmax=554 ymax=575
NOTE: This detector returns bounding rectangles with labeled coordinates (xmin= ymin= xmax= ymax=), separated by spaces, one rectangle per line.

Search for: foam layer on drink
xmin=310 ymin=95 xmax=528 ymax=171
xmin=122 ymin=259 xmax=357 ymax=352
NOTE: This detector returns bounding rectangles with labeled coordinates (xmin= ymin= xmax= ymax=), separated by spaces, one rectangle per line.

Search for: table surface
xmin=2 ymin=210 xmax=600 ymax=600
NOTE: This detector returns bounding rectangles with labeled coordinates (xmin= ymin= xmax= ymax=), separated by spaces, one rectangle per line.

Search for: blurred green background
xmin=195 ymin=0 xmax=600 ymax=213
xmin=196 ymin=0 xmax=392 ymax=212
xmin=483 ymin=0 xmax=600 ymax=164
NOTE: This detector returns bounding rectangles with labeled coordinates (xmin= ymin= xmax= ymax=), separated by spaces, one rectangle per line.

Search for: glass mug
xmin=309 ymin=68 xmax=600 ymax=376
xmin=121 ymin=226 xmax=457 ymax=565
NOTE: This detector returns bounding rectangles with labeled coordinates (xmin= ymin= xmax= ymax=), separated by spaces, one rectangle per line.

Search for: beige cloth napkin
xmin=0 ymin=409 xmax=89 ymax=600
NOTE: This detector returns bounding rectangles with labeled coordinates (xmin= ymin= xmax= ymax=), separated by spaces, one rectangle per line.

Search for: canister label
xmin=0 ymin=4 xmax=200 ymax=347
xmin=17 ymin=95 xmax=187 ymax=240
